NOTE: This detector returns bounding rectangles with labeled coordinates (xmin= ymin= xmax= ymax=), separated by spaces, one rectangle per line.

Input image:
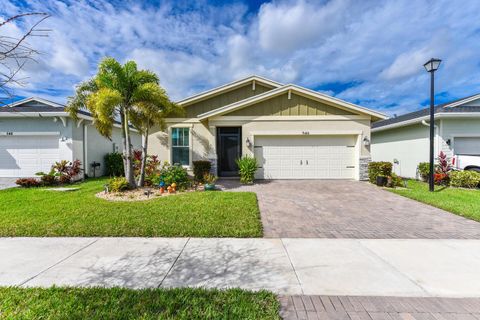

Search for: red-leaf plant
xmin=436 ymin=151 xmax=451 ymax=175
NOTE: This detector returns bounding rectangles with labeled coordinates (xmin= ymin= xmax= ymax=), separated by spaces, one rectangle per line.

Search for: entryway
xmin=216 ymin=127 xmax=241 ymax=177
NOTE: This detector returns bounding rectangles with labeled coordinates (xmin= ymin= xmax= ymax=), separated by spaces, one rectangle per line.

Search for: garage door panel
xmin=454 ymin=137 xmax=480 ymax=155
xmin=0 ymin=136 xmax=60 ymax=177
xmin=255 ymin=135 xmax=356 ymax=179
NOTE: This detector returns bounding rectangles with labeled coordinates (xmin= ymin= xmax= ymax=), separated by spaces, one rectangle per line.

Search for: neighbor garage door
xmin=0 ymin=135 xmax=60 ymax=177
xmin=254 ymin=135 xmax=357 ymax=179
xmin=454 ymin=137 xmax=480 ymax=156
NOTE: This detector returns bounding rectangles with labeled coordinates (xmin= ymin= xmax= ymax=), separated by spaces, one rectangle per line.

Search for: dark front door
xmin=217 ymin=127 xmax=241 ymax=177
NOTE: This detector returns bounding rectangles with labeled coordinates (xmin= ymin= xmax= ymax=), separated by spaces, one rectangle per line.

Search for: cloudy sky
xmin=1 ymin=0 xmax=479 ymax=116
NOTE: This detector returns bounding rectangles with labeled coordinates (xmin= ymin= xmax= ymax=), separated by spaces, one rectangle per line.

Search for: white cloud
xmin=0 ymin=0 xmax=479 ymax=116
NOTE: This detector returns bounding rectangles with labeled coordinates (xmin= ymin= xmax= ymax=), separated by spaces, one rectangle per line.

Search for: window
xmin=171 ymin=127 xmax=189 ymax=165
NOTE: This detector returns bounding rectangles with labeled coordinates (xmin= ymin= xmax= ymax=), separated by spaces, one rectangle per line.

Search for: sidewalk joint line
xmin=19 ymin=238 xmax=100 ymax=287
xmin=357 ymin=240 xmax=430 ymax=295
xmin=281 ymin=238 xmax=304 ymax=295
xmin=158 ymin=237 xmax=190 ymax=288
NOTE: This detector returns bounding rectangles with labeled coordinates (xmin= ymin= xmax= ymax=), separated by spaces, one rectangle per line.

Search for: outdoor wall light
xmin=446 ymin=139 xmax=451 ymax=146
xmin=246 ymin=137 xmax=252 ymax=147
xmin=363 ymin=136 xmax=370 ymax=146
xmin=61 ymin=136 xmax=67 ymax=142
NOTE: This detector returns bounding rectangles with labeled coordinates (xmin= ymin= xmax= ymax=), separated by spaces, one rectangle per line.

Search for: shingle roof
xmin=372 ymin=94 xmax=480 ymax=129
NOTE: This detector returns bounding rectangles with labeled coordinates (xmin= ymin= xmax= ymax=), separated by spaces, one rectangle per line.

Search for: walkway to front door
xmin=217 ymin=179 xmax=480 ymax=239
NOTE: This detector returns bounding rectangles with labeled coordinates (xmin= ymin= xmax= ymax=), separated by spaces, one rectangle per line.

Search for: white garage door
xmin=254 ymin=135 xmax=357 ymax=179
xmin=0 ymin=135 xmax=60 ymax=177
xmin=454 ymin=137 xmax=480 ymax=156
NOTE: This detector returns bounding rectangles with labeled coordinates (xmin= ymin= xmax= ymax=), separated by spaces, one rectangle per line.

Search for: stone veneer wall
xmin=359 ymin=156 xmax=371 ymax=181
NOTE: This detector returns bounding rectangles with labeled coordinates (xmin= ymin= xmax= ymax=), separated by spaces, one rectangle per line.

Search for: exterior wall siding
xmin=228 ymin=92 xmax=355 ymax=116
xmin=371 ymin=123 xmax=430 ymax=178
xmin=184 ymin=83 xmax=272 ymax=118
xmin=149 ymin=118 xmax=371 ymax=180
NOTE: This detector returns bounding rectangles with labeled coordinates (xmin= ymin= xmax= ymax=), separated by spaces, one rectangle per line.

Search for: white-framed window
xmin=171 ymin=127 xmax=190 ymax=166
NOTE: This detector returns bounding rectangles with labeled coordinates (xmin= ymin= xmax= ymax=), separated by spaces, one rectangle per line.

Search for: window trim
xmin=169 ymin=126 xmax=193 ymax=168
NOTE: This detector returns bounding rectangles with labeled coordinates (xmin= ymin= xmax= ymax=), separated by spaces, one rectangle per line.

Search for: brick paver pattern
xmin=279 ymin=295 xmax=480 ymax=320
xmin=218 ymin=180 xmax=480 ymax=239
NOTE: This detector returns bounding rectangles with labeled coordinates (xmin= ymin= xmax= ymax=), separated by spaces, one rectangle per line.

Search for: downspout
xmin=83 ymin=123 xmax=88 ymax=179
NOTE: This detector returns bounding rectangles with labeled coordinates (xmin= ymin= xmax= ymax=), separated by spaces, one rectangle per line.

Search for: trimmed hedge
xmin=105 ymin=152 xmax=124 ymax=177
xmin=193 ymin=160 xmax=212 ymax=182
xmin=449 ymin=170 xmax=480 ymax=189
xmin=417 ymin=162 xmax=430 ymax=181
xmin=368 ymin=161 xmax=393 ymax=183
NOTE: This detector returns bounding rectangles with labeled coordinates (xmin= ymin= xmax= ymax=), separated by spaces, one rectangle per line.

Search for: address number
xmin=302 ymin=131 xmax=310 ymax=135
xmin=6 ymin=132 xmax=13 ymax=136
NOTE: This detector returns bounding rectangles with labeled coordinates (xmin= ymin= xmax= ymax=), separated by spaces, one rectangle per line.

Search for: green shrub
xmin=36 ymin=169 xmax=58 ymax=186
xmin=107 ymin=177 xmax=130 ymax=192
xmin=387 ymin=173 xmax=404 ymax=188
xmin=105 ymin=152 xmax=124 ymax=177
xmin=368 ymin=162 xmax=392 ymax=183
xmin=449 ymin=170 xmax=480 ymax=188
xmin=15 ymin=178 xmax=41 ymax=188
xmin=236 ymin=156 xmax=258 ymax=184
xmin=160 ymin=164 xmax=191 ymax=190
xmin=193 ymin=160 xmax=211 ymax=182
xmin=417 ymin=162 xmax=430 ymax=181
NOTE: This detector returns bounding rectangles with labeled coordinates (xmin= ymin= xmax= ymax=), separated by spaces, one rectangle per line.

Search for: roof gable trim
xmin=177 ymin=75 xmax=282 ymax=106
xmin=197 ymin=84 xmax=387 ymax=120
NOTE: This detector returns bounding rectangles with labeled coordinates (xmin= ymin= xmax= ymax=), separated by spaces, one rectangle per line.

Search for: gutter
xmin=372 ymin=112 xmax=480 ymax=132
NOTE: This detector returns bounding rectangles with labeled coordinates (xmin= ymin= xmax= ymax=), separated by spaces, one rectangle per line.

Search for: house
xmin=148 ymin=76 xmax=386 ymax=180
xmin=0 ymin=97 xmax=141 ymax=178
xmin=371 ymin=94 xmax=480 ymax=178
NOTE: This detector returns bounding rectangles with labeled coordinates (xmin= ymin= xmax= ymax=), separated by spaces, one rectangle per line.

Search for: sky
xmin=0 ymin=0 xmax=479 ymax=116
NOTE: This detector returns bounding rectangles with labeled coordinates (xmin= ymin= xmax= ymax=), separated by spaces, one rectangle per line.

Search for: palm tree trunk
xmin=119 ymin=109 xmax=127 ymax=173
xmin=138 ymin=127 xmax=149 ymax=187
xmin=123 ymin=108 xmax=136 ymax=188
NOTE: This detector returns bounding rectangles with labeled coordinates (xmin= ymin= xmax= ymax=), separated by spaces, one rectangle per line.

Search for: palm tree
xmin=67 ymin=57 xmax=162 ymax=188
xmin=130 ymin=87 xmax=182 ymax=187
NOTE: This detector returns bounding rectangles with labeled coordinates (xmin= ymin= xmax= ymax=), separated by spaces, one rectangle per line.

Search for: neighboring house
xmin=0 ymin=97 xmax=141 ymax=178
xmin=148 ymin=76 xmax=386 ymax=180
xmin=371 ymin=94 xmax=480 ymax=178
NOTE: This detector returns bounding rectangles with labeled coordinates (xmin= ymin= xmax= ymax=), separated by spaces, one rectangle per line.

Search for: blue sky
xmin=1 ymin=0 xmax=479 ymax=116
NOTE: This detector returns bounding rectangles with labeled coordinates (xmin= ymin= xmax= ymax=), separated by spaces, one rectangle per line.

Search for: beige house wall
xmin=148 ymin=116 xmax=372 ymax=180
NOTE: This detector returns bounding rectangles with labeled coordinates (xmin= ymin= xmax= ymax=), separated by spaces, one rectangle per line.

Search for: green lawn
xmin=389 ymin=179 xmax=480 ymax=222
xmin=0 ymin=179 xmax=262 ymax=237
xmin=0 ymin=287 xmax=280 ymax=320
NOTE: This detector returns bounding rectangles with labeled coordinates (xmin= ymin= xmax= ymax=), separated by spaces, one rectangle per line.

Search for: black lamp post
xmin=423 ymin=58 xmax=442 ymax=192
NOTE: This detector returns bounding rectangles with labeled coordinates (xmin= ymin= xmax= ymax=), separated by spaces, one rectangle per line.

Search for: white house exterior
xmin=371 ymin=94 xmax=480 ymax=178
xmin=0 ymin=97 xmax=141 ymax=178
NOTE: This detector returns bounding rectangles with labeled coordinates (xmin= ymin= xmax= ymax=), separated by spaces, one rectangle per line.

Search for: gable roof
xmin=177 ymin=75 xmax=283 ymax=106
xmin=0 ymin=97 xmax=92 ymax=117
xmin=197 ymin=83 xmax=387 ymax=121
xmin=372 ymin=93 xmax=480 ymax=131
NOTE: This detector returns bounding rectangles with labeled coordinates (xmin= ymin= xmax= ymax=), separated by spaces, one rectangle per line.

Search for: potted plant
xmin=376 ymin=175 xmax=388 ymax=187
xmin=203 ymin=173 xmax=217 ymax=191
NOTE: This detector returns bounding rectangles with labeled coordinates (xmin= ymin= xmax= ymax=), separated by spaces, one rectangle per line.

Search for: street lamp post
xmin=423 ymin=58 xmax=442 ymax=192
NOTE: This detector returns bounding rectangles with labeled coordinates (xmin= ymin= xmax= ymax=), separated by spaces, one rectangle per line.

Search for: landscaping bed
xmin=0 ymin=287 xmax=280 ymax=320
xmin=0 ymin=178 xmax=262 ymax=237
xmin=389 ymin=179 xmax=480 ymax=222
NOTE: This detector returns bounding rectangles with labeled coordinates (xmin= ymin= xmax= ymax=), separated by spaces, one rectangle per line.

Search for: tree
xmin=130 ymin=88 xmax=182 ymax=187
xmin=67 ymin=57 xmax=164 ymax=188
xmin=0 ymin=13 xmax=50 ymax=103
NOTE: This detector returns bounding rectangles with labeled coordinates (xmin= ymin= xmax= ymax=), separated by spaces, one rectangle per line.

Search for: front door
xmin=217 ymin=127 xmax=241 ymax=177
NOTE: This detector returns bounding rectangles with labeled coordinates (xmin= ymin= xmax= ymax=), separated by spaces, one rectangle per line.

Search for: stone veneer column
xmin=359 ymin=156 xmax=371 ymax=181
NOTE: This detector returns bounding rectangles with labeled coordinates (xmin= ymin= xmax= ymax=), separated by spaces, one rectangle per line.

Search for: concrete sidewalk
xmin=1 ymin=238 xmax=479 ymax=297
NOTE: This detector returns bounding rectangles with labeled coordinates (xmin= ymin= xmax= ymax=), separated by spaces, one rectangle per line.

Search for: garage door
xmin=454 ymin=137 xmax=480 ymax=156
xmin=0 ymin=135 xmax=60 ymax=177
xmin=254 ymin=135 xmax=357 ymax=179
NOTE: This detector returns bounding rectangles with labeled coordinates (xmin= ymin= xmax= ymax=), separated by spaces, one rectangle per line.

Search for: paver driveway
xmin=218 ymin=180 xmax=480 ymax=239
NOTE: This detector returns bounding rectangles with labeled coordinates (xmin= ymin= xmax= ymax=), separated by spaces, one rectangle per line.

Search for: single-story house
xmin=371 ymin=94 xmax=480 ymax=178
xmin=0 ymin=97 xmax=141 ymax=178
xmin=148 ymin=76 xmax=386 ymax=180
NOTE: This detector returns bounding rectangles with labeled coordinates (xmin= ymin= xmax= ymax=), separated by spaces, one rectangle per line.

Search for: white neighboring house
xmin=371 ymin=94 xmax=480 ymax=178
xmin=0 ymin=97 xmax=141 ymax=178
